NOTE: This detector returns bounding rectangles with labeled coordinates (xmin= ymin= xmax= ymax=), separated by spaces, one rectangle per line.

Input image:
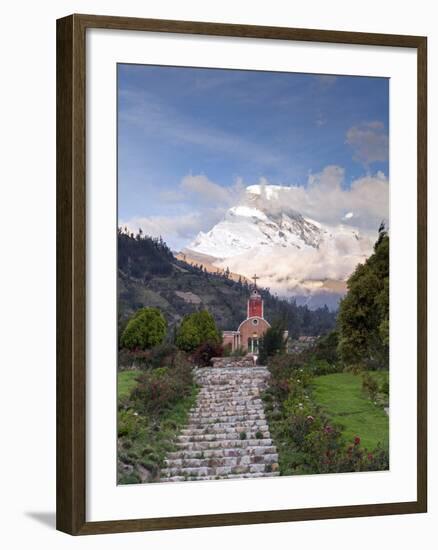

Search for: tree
xmin=314 ymin=330 xmax=339 ymax=364
xmin=120 ymin=307 xmax=167 ymax=350
xmin=258 ymin=320 xmax=287 ymax=364
xmin=337 ymin=228 xmax=389 ymax=369
xmin=176 ymin=310 xmax=221 ymax=352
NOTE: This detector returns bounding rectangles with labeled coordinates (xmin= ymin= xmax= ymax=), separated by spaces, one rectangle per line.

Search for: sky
xmin=118 ymin=64 xmax=389 ymax=250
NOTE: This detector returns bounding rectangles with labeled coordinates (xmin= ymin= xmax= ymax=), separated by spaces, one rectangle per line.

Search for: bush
xmin=146 ymin=344 xmax=180 ymax=368
xmin=362 ymin=372 xmax=379 ymax=401
xmin=223 ymin=344 xmax=246 ymax=357
xmin=120 ymin=307 xmax=167 ymax=350
xmin=118 ymin=409 xmax=143 ymax=438
xmin=191 ymin=341 xmax=223 ymax=367
xmin=381 ymin=379 xmax=389 ymax=396
xmin=176 ymin=310 xmax=221 ymax=352
xmin=308 ymin=359 xmax=342 ymax=376
xmin=130 ymin=356 xmax=193 ymax=417
xmin=118 ymin=344 xmax=185 ymax=370
xmin=258 ymin=320 xmax=287 ymax=364
xmin=313 ymin=331 xmax=339 ymax=364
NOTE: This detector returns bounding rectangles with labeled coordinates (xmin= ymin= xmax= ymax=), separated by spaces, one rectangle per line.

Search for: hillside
xmin=118 ymin=229 xmax=337 ymax=339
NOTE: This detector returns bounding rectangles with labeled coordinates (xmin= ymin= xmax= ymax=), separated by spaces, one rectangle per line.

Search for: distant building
xmin=222 ymin=275 xmax=271 ymax=354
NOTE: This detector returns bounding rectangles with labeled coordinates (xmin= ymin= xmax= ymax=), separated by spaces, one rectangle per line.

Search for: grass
xmin=118 ymin=370 xmax=141 ymax=400
xmin=312 ymin=372 xmax=389 ymax=451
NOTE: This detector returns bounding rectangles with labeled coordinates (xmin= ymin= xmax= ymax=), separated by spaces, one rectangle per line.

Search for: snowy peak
xmin=189 ymin=199 xmax=323 ymax=259
xmin=186 ymin=184 xmax=374 ymax=305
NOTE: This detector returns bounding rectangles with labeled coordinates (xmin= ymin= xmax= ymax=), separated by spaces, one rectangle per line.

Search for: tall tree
xmin=176 ymin=310 xmax=221 ymax=352
xmin=337 ymin=227 xmax=389 ymax=369
xmin=120 ymin=307 xmax=167 ymax=350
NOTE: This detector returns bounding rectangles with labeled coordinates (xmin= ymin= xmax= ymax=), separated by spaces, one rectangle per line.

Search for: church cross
xmin=252 ymin=274 xmax=259 ymax=288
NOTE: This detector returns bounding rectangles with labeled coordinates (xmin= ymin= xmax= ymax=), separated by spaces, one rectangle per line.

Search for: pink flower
xmin=306 ymin=415 xmax=314 ymax=422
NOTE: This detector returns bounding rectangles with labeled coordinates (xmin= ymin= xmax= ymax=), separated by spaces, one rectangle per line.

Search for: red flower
xmin=354 ymin=436 xmax=361 ymax=445
xmin=367 ymin=453 xmax=374 ymax=461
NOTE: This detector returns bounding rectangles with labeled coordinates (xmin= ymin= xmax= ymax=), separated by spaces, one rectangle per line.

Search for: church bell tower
xmin=247 ymin=275 xmax=264 ymax=319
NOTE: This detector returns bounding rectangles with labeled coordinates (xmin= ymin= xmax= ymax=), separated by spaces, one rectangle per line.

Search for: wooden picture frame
xmin=56 ymin=13 xmax=427 ymax=535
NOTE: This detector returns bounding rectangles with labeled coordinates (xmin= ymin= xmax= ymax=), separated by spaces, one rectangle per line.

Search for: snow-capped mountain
xmin=184 ymin=184 xmax=375 ymax=308
xmin=189 ymin=204 xmax=323 ymax=258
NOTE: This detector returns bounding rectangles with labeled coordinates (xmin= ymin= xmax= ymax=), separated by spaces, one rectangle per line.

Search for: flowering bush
xmin=264 ymin=354 xmax=389 ymax=476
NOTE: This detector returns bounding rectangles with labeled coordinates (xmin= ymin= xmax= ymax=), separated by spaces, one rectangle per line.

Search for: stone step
xmin=180 ymin=424 xmax=269 ymax=436
xmin=164 ymin=453 xmax=279 ymax=469
xmin=160 ymin=366 xmax=279 ymax=482
xmin=167 ymin=445 xmax=278 ymax=460
xmin=189 ymin=406 xmax=264 ymax=414
xmin=178 ymin=431 xmax=271 ymax=442
xmin=160 ymin=471 xmax=280 ymax=482
xmin=161 ymin=462 xmax=277 ymax=477
xmin=175 ymin=438 xmax=274 ymax=451
xmin=187 ymin=413 xmax=266 ymax=424
xmin=193 ymin=397 xmax=263 ymax=405
xmin=183 ymin=422 xmax=268 ymax=431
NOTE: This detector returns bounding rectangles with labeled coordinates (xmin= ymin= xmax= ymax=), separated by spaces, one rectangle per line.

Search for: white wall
xmin=0 ymin=0 xmax=435 ymax=548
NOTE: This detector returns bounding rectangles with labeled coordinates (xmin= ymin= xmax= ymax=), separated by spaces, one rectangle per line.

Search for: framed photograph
xmin=56 ymin=14 xmax=427 ymax=535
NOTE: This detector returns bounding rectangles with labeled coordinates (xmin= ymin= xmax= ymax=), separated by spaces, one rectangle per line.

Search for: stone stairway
xmin=160 ymin=366 xmax=279 ymax=482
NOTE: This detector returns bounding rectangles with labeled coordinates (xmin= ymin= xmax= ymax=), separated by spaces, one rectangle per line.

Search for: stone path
xmin=160 ymin=366 xmax=279 ymax=482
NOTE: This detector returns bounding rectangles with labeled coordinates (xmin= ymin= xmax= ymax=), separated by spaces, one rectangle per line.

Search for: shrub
xmin=258 ymin=320 xmax=287 ymax=364
xmin=176 ymin=310 xmax=221 ymax=352
xmin=191 ymin=341 xmax=224 ymax=367
xmin=308 ymin=359 xmax=342 ymax=376
xmin=381 ymin=379 xmax=389 ymax=396
xmin=120 ymin=307 xmax=167 ymax=350
xmin=130 ymin=357 xmax=193 ymax=417
xmin=313 ymin=331 xmax=339 ymax=364
xmin=119 ymin=472 xmax=141 ymax=484
xmin=362 ymin=372 xmax=379 ymax=401
xmin=118 ymin=409 xmax=143 ymax=438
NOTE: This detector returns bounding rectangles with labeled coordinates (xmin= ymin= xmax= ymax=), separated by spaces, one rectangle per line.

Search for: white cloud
xmin=346 ymin=121 xmax=389 ymax=166
xmin=180 ymin=174 xmax=244 ymax=205
xmin=121 ymin=174 xmax=245 ymax=250
xmin=120 ymin=213 xmax=204 ymax=251
xmin=244 ymin=166 xmax=388 ymax=232
xmin=122 ymin=166 xmax=388 ymax=258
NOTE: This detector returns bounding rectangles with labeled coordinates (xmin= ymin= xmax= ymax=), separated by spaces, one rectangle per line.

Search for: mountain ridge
xmin=117 ymin=230 xmax=337 ymax=339
xmin=185 ymin=184 xmax=374 ymax=307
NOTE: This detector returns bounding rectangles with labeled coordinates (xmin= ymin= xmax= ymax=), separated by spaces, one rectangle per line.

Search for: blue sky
xmin=118 ymin=64 xmax=389 ymax=249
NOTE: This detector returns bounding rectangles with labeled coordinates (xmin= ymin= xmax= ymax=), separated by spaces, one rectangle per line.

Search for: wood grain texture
xmin=56 ymin=13 xmax=427 ymax=536
xmin=56 ymin=14 xmax=86 ymax=534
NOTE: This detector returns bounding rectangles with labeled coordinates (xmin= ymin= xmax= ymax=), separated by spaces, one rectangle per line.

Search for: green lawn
xmin=312 ymin=372 xmax=389 ymax=451
xmin=118 ymin=370 xmax=141 ymax=400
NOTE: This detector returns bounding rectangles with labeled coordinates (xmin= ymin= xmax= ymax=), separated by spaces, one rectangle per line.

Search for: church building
xmin=222 ymin=276 xmax=271 ymax=354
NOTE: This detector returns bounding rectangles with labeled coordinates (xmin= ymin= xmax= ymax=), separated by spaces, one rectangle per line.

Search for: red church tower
xmin=247 ymin=275 xmax=264 ymax=318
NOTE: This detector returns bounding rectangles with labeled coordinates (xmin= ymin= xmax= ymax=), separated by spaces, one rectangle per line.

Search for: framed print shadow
xmin=56 ymin=14 xmax=427 ymax=535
